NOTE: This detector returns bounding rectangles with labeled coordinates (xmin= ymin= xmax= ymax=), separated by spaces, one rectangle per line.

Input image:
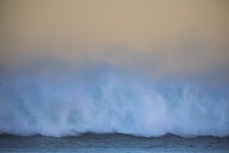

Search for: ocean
xmin=1 ymin=69 xmax=229 ymax=152
xmin=0 ymin=133 xmax=229 ymax=153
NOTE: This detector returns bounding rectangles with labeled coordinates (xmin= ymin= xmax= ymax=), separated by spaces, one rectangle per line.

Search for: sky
xmin=0 ymin=0 xmax=229 ymax=81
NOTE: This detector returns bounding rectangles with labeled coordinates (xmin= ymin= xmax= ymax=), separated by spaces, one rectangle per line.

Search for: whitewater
xmin=0 ymin=68 xmax=228 ymax=138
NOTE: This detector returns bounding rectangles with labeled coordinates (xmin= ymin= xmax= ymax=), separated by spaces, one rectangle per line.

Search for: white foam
xmin=0 ymin=71 xmax=228 ymax=137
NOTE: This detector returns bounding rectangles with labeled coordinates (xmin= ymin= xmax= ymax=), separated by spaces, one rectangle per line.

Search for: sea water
xmin=1 ymin=68 xmax=229 ymax=152
xmin=0 ymin=133 xmax=229 ymax=153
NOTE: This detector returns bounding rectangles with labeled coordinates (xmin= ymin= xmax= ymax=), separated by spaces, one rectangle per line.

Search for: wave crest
xmin=0 ymin=70 xmax=228 ymax=137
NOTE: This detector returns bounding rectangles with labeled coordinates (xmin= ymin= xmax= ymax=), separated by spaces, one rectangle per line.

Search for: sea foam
xmin=0 ymin=68 xmax=228 ymax=137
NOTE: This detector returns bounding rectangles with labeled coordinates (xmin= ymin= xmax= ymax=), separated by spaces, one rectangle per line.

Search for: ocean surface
xmin=0 ymin=133 xmax=229 ymax=153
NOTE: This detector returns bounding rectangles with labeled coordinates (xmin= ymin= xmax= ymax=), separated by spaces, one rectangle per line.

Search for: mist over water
xmin=0 ymin=62 xmax=228 ymax=138
xmin=0 ymin=4 xmax=229 ymax=152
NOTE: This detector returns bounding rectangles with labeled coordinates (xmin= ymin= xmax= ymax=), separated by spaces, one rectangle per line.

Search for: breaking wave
xmin=0 ymin=68 xmax=229 ymax=137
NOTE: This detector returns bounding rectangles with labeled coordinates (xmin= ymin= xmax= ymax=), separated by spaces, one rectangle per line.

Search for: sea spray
xmin=0 ymin=68 xmax=228 ymax=137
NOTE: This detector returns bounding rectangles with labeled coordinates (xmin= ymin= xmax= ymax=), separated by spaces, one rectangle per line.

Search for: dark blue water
xmin=0 ymin=133 xmax=228 ymax=153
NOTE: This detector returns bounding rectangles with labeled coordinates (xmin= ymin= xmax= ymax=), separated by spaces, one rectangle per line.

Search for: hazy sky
xmin=0 ymin=0 xmax=229 ymax=79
